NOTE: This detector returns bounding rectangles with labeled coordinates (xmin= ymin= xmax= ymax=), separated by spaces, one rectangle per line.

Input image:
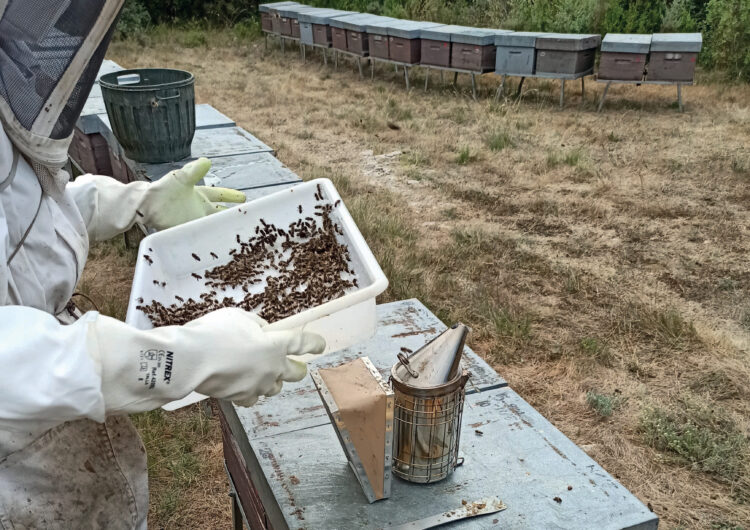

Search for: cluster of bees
xmin=137 ymin=193 xmax=358 ymax=327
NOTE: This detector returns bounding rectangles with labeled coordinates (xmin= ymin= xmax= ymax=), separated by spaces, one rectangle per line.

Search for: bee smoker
xmin=390 ymin=324 xmax=470 ymax=484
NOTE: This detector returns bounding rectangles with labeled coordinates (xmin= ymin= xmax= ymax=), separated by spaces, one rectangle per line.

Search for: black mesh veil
xmin=52 ymin=21 xmax=118 ymax=139
xmin=0 ymin=0 xmax=121 ymax=141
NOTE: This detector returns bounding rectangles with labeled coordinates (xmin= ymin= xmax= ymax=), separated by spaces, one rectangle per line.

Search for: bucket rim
xmin=99 ymin=68 xmax=194 ymax=91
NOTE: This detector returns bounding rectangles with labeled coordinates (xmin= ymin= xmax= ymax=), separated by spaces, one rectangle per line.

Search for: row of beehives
xmin=259 ymin=2 xmax=702 ymax=83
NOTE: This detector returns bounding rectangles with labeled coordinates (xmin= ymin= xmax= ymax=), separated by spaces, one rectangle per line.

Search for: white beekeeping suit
xmin=0 ymin=1 xmax=324 ymax=527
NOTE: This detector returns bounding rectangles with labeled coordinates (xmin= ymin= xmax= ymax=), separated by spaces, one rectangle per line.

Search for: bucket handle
xmin=156 ymin=92 xmax=181 ymax=101
xmin=150 ymin=91 xmax=181 ymax=109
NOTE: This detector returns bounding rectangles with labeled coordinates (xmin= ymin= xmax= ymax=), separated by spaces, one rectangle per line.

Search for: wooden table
xmin=218 ymin=299 xmax=658 ymax=530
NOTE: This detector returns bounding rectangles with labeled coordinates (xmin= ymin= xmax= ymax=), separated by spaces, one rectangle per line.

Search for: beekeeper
xmin=0 ymin=1 xmax=324 ymax=527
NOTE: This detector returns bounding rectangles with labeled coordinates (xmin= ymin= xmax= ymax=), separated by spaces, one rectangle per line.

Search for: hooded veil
xmin=0 ymin=0 xmax=123 ymax=197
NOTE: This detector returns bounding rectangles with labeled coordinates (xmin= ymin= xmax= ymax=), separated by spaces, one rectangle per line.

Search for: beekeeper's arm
xmin=67 ymin=157 xmax=245 ymax=242
xmin=0 ymin=306 xmax=324 ymax=426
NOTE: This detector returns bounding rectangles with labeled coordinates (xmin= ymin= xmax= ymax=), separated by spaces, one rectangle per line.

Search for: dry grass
xmin=103 ymin=31 xmax=750 ymax=528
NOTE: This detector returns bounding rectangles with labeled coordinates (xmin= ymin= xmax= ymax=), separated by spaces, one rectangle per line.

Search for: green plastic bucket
xmin=100 ymin=68 xmax=196 ymax=164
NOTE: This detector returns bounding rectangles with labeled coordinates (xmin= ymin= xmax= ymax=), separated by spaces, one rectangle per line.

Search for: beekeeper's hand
xmin=69 ymin=157 xmax=246 ymax=242
xmin=139 ymin=157 xmax=246 ymax=230
xmin=87 ymin=308 xmax=325 ymax=413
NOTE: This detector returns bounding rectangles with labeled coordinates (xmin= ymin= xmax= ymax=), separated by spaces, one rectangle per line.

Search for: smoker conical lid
xmin=392 ymin=323 xmax=469 ymax=388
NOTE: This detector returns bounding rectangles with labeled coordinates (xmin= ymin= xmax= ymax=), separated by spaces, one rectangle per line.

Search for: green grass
xmin=486 ymin=129 xmax=514 ymax=151
xmin=607 ymin=131 xmax=621 ymax=142
xmin=546 ymin=147 xmax=586 ymax=168
xmin=456 ymin=146 xmax=476 ymax=165
xmin=384 ymin=98 xmax=413 ymax=122
xmin=618 ymin=305 xmax=699 ymax=350
xmin=563 ymin=147 xmax=584 ymax=167
xmin=563 ymin=268 xmax=581 ymax=294
xmin=132 ymin=406 xmax=215 ymax=522
xmin=485 ymin=304 xmax=532 ymax=343
xmin=586 ymin=391 xmax=624 ymax=417
xmin=579 ymin=337 xmax=613 ymax=366
xmin=741 ymin=307 xmax=750 ymax=331
xmin=442 ymin=207 xmax=458 ymax=220
xmin=731 ymin=154 xmax=749 ymax=176
xmin=401 ymin=149 xmax=428 ymax=168
xmin=546 ymin=150 xmax=562 ymax=168
xmin=640 ymin=397 xmax=748 ymax=483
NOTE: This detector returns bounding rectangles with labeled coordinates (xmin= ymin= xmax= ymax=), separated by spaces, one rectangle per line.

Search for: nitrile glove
xmin=138 ymin=157 xmax=246 ymax=230
xmin=86 ymin=308 xmax=325 ymax=412
xmin=69 ymin=157 xmax=246 ymax=241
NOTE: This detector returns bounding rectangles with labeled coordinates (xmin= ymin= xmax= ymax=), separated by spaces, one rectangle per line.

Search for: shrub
xmin=603 ymin=0 xmax=666 ymax=34
xmin=232 ymin=18 xmax=261 ymax=41
xmin=586 ymin=391 xmax=624 ymax=417
xmin=703 ymin=0 xmax=750 ymax=81
xmin=116 ymin=0 xmax=152 ymax=38
xmin=661 ymin=0 xmax=699 ymax=32
xmin=640 ymin=398 xmax=748 ymax=482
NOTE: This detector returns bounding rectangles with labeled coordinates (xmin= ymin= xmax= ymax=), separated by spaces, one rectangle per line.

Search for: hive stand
xmin=423 ymin=65 xmax=489 ymax=100
xmin=300 ymin=42 xmax=331 ymax=65
xmin=494 ymin=70 xmax=590 ymax=108
xmin=220 ymin=298 xmax=659 ymax=530
xmin=333 ymin=48 xmax=370 ymax=79
xmin=368 ymin=56 xmax=415 ymax=90
xmin=265 ymin=32 xmax=304 ymax=57
xmin=596 ymin=79 xmax=690 ymax=112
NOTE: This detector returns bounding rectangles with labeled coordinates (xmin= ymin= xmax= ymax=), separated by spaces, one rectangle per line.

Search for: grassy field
xmin=82 ymin=31 xmax=750 ymax=528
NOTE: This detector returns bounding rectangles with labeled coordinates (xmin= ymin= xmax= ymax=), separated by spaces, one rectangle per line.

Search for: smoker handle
xmin=396 ymin=353 xmax=419 ymax=378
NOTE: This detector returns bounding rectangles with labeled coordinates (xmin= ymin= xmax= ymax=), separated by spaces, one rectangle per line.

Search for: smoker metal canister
xmin=390 ymin=366 xmax=469 ymax=484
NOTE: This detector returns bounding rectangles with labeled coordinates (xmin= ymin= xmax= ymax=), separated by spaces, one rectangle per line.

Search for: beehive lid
xmin=330 ymin=13 xmax=377 ymax=31
xmin=495 ymin=31 xmax=548 ymax=48
xmin=601 ymin=33 xmax=651 ymax=53
xmin=277 ymin=5 xmax=321 ymax=18
xmin=259 ymin=1 xmax=298 ymax=13
xmin=650 ymin=33 xmax=702 ymax=52
xmin=387 ymin=21 xmax=444 ymax=39
xmin=420 ymin=24 xmax=468 ymax=42
xmin=451 ymin=27 xmax=509 ymax=46
xmin=298 ymin=9 xmax=356 ymax=24
xmin=536 ymin=33 xmax=601 ymax=51
xmin=347 ymin=14 xmax=395 ymax=32
xmin=311 ymin=357 xmax=394 ymax=504
xmin=365 ymin=17 xmax=401 ymax=36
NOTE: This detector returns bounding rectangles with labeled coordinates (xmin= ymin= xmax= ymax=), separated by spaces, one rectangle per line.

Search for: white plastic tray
xmin=125 ymin=179 xmax=388 ymax=410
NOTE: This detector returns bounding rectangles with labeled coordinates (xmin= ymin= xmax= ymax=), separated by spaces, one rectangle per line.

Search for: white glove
xmin=69 ymin=157 xmax=245 ymax=241
xmin=138 ymin=157 xmax=246 ymax=230
xmin=87 ymin=308 xmax=325 ymax=413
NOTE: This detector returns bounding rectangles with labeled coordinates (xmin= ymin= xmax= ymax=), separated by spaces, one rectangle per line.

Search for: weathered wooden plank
xmin=194 ymin=104 xmax=236 ymax=129
xmin=240 ymin=182 xmax=300 ymax=201
xmin=237 ymin=387 xmax=657 ymax=530
xmin=135 ymin=151 xmax=299 ymax=187
xmin=227 ymin=299 xmax=506 ymax=441
xmin=97 ymin=59 xmax=125 ymax=79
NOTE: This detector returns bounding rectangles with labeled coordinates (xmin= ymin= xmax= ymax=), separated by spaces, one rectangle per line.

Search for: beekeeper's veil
xmin=0 ymin=0 xmax=124 ymax=197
